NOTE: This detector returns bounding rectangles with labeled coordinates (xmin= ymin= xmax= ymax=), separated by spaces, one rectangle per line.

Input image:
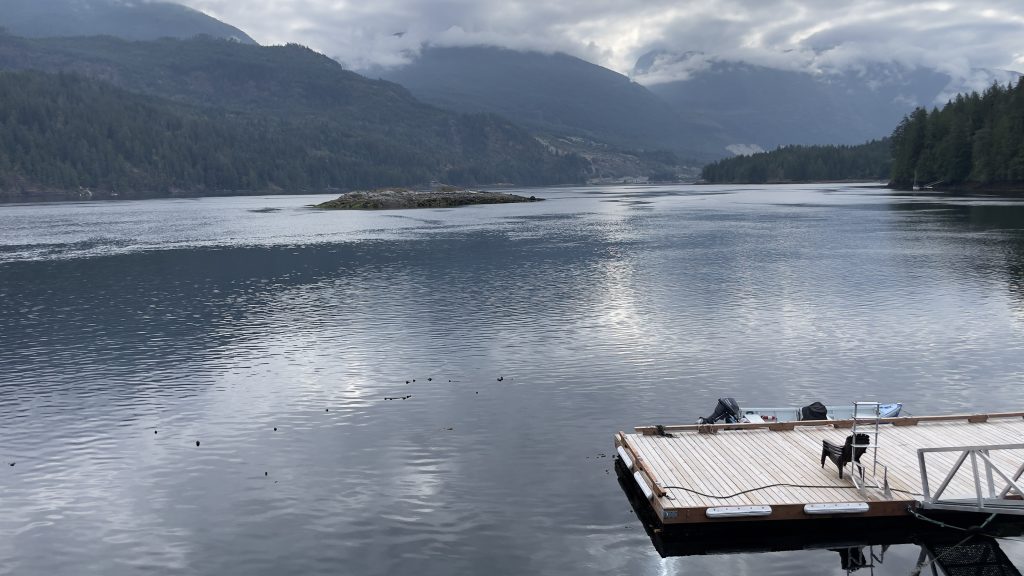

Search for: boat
xmin=741 ymin=402 xmax=903 ymax=423
xmin=697 ymin=397 xmax=903 ymax=424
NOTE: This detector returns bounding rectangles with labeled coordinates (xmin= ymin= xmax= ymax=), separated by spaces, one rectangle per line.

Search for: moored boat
xmin=697 ymin=397 xmax=902 ymax=424
xmin=742 ymin=402 xmax=903 ymax=423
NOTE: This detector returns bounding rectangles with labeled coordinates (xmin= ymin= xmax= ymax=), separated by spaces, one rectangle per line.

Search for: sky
xmin=182 ymin=0 xmax=1024 ymax=84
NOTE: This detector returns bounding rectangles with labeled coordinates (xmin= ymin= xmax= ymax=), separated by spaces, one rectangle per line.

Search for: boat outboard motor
xmin=698 ymin=397 xmax=741 ymax=424
xmin=800 ymin=401 xmax=828 ymax=421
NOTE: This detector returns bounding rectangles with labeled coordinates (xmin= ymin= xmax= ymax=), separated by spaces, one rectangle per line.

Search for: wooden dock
xmin=615 ymin=412 xmax=1024 ymax=525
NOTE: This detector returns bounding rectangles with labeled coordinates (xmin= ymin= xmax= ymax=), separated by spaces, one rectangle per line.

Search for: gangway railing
xmin=917 ymin=444 xmax=1024 ymax=515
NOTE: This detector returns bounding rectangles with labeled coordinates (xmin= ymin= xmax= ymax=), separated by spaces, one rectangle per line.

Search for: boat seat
xmin=820 ymin=433 xmax=870 ymax=479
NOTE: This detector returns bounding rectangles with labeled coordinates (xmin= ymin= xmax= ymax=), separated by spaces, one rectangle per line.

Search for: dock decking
xmin=615 ymin=412 xmax=1024 ymax=525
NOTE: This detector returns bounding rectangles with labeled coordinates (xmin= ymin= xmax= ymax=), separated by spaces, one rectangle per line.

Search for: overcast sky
xmin=183 ymin=0 xmax=1024 ymax=83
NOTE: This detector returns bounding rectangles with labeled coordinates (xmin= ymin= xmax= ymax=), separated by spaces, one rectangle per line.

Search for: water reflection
xmin=2 ymin=185 xmax=1024 ymax=575
xmin=887 ymin=198 xmax=1024 ymax=309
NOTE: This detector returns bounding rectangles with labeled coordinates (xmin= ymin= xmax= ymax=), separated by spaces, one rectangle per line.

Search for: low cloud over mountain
xmin=180 ymin=0 xmax=1022 ymax=82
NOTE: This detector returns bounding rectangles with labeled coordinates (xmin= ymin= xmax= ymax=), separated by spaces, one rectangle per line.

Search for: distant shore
xmin=696 ymin=180 xmax=1024 ymax=196
xmin=314 ymin=186 xmax=542 ymax=210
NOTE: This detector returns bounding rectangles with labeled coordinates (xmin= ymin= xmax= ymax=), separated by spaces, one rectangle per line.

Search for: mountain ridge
xmin=374 ymin=45 xmax=730 ymax=162
xmin=0 ymin=0 xmax=257 ymax=44
xmin=634 ymin=50 xmax=1021 ymax=152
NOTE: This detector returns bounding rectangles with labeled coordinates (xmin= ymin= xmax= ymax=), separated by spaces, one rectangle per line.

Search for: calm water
xmin=2 ymin=184 xmax=1024 ymax=575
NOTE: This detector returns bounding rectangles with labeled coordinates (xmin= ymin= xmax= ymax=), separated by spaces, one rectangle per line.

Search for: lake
xmin=2 ymin=183 xmax=1024 ymax=575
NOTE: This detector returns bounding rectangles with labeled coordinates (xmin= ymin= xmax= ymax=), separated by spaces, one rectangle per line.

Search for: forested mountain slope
xmin=0 ymin=35 xmax=588 ymax=199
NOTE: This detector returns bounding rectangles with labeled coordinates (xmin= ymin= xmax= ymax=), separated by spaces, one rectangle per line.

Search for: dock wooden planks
xmin=616 ymin=413 xmax=1024 ymax=525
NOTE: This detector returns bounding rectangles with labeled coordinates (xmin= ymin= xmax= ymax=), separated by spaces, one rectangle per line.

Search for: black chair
xmin=820 ymin=433 xmax=870 ymax=478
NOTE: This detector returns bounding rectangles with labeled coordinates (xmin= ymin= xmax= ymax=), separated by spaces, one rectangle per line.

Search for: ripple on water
xmin=2 ymin=186 xmax=1024 ymax=575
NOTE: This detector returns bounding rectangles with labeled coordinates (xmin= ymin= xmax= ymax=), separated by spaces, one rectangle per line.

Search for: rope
xmin=907 ymin=507 xmax=998 ymax=533
xmin=909 ymin=512 xmax=998 ymax=575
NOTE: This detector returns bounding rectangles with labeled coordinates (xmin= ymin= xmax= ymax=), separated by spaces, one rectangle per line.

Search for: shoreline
xmin=698 ymin=179 xmax=1024 ymax=196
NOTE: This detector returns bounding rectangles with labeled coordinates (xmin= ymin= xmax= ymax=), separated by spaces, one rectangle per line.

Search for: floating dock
xmin=615 ymin=412 xmax=1024 ymax=526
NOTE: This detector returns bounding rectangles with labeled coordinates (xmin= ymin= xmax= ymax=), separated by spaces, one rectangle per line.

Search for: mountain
xmin=375 ymin=46 xmax=730 ymax=162
xmin=635 ymin=51 xmax=1020 ymax=154
xmin=0 ymin=34 xmax=587 ymax=199
xmin=0 ymin=0 xmax=257 ymax=44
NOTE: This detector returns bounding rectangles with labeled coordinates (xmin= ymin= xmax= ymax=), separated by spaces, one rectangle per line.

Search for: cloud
xmin=179 ymin=0 xmax=1024 ymax=79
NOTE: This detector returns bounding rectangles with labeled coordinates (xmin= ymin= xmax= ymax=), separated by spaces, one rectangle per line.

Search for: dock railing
xmin=917 ymin=444 xmax=1024 ymax=515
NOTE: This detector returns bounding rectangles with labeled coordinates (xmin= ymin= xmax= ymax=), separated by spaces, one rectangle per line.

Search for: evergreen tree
xmin=890 ymin=78 xmax=1024 ymax=189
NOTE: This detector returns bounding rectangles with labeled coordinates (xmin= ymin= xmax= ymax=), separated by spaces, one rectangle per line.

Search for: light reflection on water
xmin=1 ymin=184 xmax=1024 ymax=575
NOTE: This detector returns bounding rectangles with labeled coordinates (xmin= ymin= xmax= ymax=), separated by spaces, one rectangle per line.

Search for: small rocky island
xmin=314 ymin=185 xmax=542 ymax=210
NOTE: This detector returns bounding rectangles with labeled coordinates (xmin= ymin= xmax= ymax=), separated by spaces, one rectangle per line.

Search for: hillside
xmin=0 ymin=35 xmax=589 ymax=199
xmin=0 ymin=0 xmax=257 ymax=44
xmin=0 ymin=34 xmax=429 ymax=122
xmin=0 ymin=70 xmax=588 ymax=200
xmin=375 ymin=46 xmax=730 ymax=161
xmin=890 ymin=79 xmax=1024 ymax=190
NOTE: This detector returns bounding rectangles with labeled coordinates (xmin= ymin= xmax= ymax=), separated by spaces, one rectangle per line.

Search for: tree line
xmin=0 ymin=69 xmax=588 ymax=199
xmin=701 ymin=140 xmax=891 ymax=184
xmin=890 ymin=78 xmax=1024 ymax=188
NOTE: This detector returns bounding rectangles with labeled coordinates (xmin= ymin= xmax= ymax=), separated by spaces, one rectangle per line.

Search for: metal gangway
xmin=917 ymin=443 xmax=1024 ymax=515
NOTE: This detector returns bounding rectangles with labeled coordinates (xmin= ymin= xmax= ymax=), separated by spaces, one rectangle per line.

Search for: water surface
xmin=2 ymin=184 xmax=1024 ymax=575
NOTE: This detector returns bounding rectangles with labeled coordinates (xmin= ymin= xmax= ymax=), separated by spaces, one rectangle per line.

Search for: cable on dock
xmin=659 ymin=482 xmax=923 ymax=500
